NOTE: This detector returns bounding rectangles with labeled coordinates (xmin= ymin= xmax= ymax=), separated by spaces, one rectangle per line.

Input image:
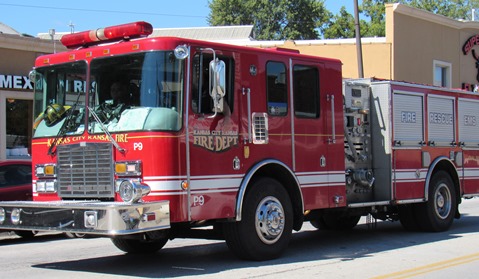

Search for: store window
xmin=6 ymin=99 xmax=33 ymax=159
xmin=433 ymin=60 xmax=451 ymax=88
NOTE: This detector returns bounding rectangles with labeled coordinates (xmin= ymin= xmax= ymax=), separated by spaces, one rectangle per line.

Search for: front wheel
xmin=13 ymin=230 xmax=37 ymax=239
xmin=416 ymin=171 xmax=456 ymax=232
xmin=111 ymin=236 xmax=168 ymax=254
xmin=223 ymin=177 xmax=293 ymax=261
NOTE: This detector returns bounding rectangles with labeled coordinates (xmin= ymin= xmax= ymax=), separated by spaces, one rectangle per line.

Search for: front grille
xmin=57 ymin=143 xmax=114 ymax=198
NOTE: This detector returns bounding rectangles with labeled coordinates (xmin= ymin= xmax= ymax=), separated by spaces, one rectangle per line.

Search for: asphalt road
xmin=1 ymin=198 xmax=478 ymax=279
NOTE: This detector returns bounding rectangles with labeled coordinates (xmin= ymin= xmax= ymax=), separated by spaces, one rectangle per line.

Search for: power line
xmin=0 ymin=3 xmax=206 ymax=18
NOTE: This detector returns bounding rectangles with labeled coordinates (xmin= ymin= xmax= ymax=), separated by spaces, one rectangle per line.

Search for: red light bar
xmin=60 ymin=21 xmax=153 ymax=49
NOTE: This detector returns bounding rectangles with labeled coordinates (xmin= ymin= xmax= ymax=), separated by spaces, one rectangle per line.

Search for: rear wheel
xmin=398 ymin=204 xmax=421 ymax=231
xmin=223 ymin=177 xmax=293 ymax=261
xmin=416 ymin=171 xmax=456 ymax=232
xmin=111 ymin=236 xmax=168 ymax=254
xmin=311 ymin=212 xmax=361 ymax=230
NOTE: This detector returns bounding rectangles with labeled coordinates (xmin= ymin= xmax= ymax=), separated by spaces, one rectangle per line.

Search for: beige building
xmin=235 ymin=3 xmax=479 ymax=91
xmin=0 ymin=27 xmax=63 ymax=160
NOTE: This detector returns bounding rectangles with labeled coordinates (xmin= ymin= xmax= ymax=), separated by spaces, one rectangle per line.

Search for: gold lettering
xmin=115 ymin=134 xmax=128 ymax=143
xmin=193 ymin=133 xmax=239 ymax=152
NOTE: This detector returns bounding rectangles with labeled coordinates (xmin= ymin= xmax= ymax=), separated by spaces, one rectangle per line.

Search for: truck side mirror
xmin=209 ymin=59 xmax=226 ymax=116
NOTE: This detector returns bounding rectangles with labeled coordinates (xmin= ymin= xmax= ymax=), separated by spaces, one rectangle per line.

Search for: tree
xmin=207 ymin=0 xmax=254 ymax=26
xmin=323 ymin=6 xmax=356 ymax=39
xmin=207 ymin=0 xmax=331 ymax=40
xmin=401 ymin=0 xmax=479 ymax=20
xmin=327 ymin=0 xmax=479 ymax=39
xmin=361 ymin=0 xmax=387 ymax=37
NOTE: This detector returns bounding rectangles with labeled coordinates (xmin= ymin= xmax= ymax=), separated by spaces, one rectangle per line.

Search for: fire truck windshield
xmin=32 ymin=51 xmax=183 ymax=139
xmin=88 ymin=51 xmax=183 ymax=133
xmin=32 ymin=61 xmax=87 ymax=138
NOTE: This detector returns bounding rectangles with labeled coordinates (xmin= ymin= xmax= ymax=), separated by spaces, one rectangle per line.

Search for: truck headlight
xmin=11 ymin=208 xmax=21 ymax=225
xmin=115 ymin=161 xmax=142 ymax=177
xmin=35 ymin=164 xmax=57 ymax=178
xmin=0 ymin=208 xmax=5 ymax=224
xmin=35 ymin=180 xmax=57 ymax=193
xmin=118 ymin=180 xmax=150 ymax=203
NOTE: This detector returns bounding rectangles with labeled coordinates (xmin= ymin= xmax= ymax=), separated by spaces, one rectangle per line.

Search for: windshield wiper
xmin=88 ymin=106 xmax=126 ymax=153
xmin=47 ymin=92 xmax=83 ymax=156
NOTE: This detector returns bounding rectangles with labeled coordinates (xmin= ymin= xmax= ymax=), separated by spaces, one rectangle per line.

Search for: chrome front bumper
xmin=0 ymin=200 xmax=170 ymax=235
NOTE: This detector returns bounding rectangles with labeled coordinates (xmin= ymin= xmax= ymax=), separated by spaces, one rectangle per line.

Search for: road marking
xmin=372 ymin=252 xmax=479 ymax=279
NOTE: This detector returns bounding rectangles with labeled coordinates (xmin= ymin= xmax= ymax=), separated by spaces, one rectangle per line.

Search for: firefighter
xmin=109 ymin=81 xmax=130 ymax=106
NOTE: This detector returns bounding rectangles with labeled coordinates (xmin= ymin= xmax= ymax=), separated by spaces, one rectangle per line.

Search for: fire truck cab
xmin=0 ymin=22 xmax=476 ymax=261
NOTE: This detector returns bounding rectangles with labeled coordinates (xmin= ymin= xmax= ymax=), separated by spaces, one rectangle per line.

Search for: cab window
xmin=266 ymin=61 xmax=288 ymax=116
xmin=192 ymin=53 xmax=234 ymax=114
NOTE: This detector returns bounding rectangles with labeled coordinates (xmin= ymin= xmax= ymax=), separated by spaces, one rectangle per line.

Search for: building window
xmin=6 ymin=99 xmax=32 ymax=159
xmin=433 ymin=60 xmax=451 ymax=88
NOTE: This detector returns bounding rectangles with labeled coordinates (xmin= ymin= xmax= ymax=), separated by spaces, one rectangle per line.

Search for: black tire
xmin=416 ymin=171 xmax=456 ymax=232
xmin=311 ymin=212 xmax=361 ymax=230
xmin=13 ymin=230 xmax=36 ymax=239
xmin=310 ymin=219 xmax=323 ymax=229
xmin=64 ymin=232 xmax=86 ymax=238
xmin=223 ymin=177 xmax=293 ymax=261
xmin=398 ymin=204 xmax=421 ymax=231
xmin=111 ymin=236 xmax=168 ymax=254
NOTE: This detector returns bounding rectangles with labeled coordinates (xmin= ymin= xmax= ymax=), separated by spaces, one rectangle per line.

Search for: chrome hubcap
xmin=434 ymin=183 xmax=451 ymax=220
xmin=255 ymin=196 xmax=285 ymax=244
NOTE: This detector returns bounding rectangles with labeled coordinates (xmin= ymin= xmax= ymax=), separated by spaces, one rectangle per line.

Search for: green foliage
xmin=208 ymin=0 xmax=479 ymax=40
xmin=323 ymin=6 xmax=355 ymax=39
xmin=361 ymin=0 xmax=387 ymax=36
xmin=327 ymin=0 xmax=479 ymax=38
xmin=207 ymin=0 xmax=254 ymax=26
xmin=208 ymin=0 xmax=331 ymax=40
xmin=400 ymin=0 xmax=478 ymax=20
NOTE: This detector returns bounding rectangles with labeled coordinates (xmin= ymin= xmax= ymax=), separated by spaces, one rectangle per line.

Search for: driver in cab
xmin=109 ymin=81 xmax=130 ymax=106
xmin=96 ymin=80 xmax=131 ymax=123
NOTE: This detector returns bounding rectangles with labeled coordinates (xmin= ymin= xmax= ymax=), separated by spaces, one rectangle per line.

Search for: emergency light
xmin=60 ymin=21 xmax=153 ymax=49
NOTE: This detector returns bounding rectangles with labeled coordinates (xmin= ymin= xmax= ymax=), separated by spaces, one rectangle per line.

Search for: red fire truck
xmin=0 ymin=21 xmax=477 ymax=260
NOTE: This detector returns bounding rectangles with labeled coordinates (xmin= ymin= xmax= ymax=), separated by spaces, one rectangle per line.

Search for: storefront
xmin=0 ymin=33 xmax=62 ymax=160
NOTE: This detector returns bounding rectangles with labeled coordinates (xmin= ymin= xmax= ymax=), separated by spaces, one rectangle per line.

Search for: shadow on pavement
xmin=30 ymin=213 xmax=479 ymax=278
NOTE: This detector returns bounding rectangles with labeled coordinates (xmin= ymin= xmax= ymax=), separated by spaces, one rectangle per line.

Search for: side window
xmin=0 ymin=165 xmax=31 ymax=187
xmin=266 ymin=62 xmax=288 ymax=116
xmin=192 ymin=53 xmax=234 ymax=114
xmin=294 ymin=65 xmax=319 ymax=118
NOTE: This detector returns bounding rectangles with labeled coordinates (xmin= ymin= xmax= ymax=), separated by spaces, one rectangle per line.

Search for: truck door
xmin=289 ymin=59 xmax=345 ymax=209
xmin=458 ymin=98 xmax=479 ymax=195
xmin=187 ymin=50 xmax=241 ymax=221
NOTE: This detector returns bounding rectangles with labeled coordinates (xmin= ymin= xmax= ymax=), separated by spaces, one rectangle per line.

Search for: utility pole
xmin=49 ymin=29 xmax=56 ymax=53
xmin=354 ymin=0 xmax=364 ymax=78
xmin=69 ymin=21 xmax=75 ymax=34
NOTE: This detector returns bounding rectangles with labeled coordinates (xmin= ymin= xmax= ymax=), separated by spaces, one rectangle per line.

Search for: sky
xmin=0 ymin=1 xmax=354 ymax=36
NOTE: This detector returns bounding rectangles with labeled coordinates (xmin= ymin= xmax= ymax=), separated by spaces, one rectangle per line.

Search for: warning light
xmin=60 ymin=21 xmax=153 ymax=49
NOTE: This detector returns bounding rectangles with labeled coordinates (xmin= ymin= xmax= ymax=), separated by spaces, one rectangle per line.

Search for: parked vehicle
xmin=0 ymin=160 xmax=35 ymax=238
xmin=0 ymin=160 xmax=32 ymax=201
